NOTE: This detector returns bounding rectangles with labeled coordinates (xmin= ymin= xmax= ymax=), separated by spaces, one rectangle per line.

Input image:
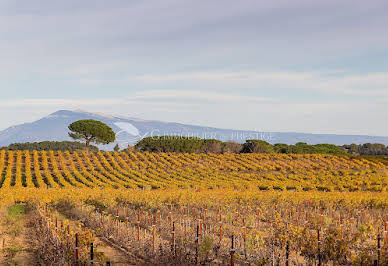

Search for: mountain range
xmin=0 ymin=110 xmax=387 ymax=150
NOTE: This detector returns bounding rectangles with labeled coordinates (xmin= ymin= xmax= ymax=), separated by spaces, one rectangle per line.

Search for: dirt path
xmin=56 ymin=210 xmax=144 ymax=265
xmin=0 ymin=204 xmax=37 ymax=266
xmin=94 ymin=237 xmax=141 ymax=265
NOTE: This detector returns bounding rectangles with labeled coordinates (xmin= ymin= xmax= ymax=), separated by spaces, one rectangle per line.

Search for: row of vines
xmin=0 ymin=151 xmax=386 ymax=191
xmin=2 ymin=189 xmax=387 ymax=265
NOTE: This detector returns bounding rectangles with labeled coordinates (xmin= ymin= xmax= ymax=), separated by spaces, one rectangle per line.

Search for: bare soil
xmin=0 ymin=205 xmax=37 ymax=266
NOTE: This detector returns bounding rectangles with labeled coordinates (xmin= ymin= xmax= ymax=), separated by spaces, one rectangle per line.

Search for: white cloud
xmin=72 ymin=61 xmax=129 ymax=75
xmin=129 ymin=71 xmax=388 ymax=96
xmin=0 ymin=98 xmax=125 ymax=107
xmin=0 ymin=1 xmax=387 ymax=136
xmin=0 ymin=90 xmax=274 ymax=108
xmin=130 ymin=89 xmax=275 ymax=103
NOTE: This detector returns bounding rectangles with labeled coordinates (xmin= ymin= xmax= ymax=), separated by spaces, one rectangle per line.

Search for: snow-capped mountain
xmin=0 ymin=110 xmax=387 ymax=150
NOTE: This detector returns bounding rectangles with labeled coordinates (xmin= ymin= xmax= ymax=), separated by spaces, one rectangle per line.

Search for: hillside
xmin=0 ymin=110 xmax=387 ymax=149
xmin=0 ymin=150 xmax=386 ymax=191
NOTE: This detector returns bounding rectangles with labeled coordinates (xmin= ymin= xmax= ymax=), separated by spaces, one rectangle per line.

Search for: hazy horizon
xmin=1 ymin=0 xmax=387 ymax=136
xmin=2 ymin=109 xmax=388 ymax=139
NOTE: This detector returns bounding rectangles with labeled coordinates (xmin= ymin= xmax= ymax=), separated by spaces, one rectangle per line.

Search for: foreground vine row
xmin=1 ymin=189 xmax=387 ymax=265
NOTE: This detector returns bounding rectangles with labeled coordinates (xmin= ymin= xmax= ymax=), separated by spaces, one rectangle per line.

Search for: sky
xmin=0 ymin=0 xmax=387 ymax=136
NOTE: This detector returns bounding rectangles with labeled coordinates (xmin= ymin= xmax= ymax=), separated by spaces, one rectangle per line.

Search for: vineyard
xmin=0 ymin=150 xmax=387 ymax=191
xmin=0 ymin=151 xmax=387 ymax=265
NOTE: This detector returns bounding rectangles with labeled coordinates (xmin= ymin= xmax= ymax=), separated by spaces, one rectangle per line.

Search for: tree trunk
xmin=85 ymin=140 xmax=90 ymax=154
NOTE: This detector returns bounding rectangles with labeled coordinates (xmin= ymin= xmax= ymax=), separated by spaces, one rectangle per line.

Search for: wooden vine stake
xmin=377 ymin=233 xmax=381 ymax=266
xmin=285 ymin=241 xmax=289 ymax=266
xmin=242 ymin=218 xmax=247 ymax=259
xmin=152 ymin=215 xmax=156 ymax=252
xmin=195 ymin=224 xmax=199 ymax=265
xmin=317 ymin=229 xmax=322 ymax=266
xmin=90 ymin=242 xmax=94 ymax=265
xmin=75 ymin=233 xmax=79 ymax=266
xmin=171 ymin=221 xmax=176 ymax=256
xmin=199 ymin=218 xmax=203 ymax=237
xmin=137 ymin=212 xmax=140 ymax=241
xmin=67 ymin=225 xmax=70 ymax=239
xmin=230 ymin=235 xmax=235 ymax=266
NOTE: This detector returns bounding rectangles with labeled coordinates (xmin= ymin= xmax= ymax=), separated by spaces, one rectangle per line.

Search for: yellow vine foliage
xmin=0 ymin=151 xmax=385 ymax=192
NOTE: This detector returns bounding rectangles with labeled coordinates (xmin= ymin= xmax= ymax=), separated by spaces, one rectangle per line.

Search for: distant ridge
xmin=0 ymin=110 xmax=387 ymax=150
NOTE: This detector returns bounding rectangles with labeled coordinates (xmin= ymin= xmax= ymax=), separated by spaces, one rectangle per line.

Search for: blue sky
xmin=0 ymin=0 xmax=387 ymax=136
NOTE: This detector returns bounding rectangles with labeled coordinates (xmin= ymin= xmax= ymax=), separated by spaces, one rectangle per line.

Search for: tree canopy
xmin=135 ymin=136 xmax=204 ymax=153
xmin=113 ymin=143 xmax=120 ymax=152
xmin=134 ymin=136 xmax=386 ymax=155
xmin=0 ymin=141 xmax=98 ymax=152
xmin=274 ymin=142 xmax=346 ymax=155
xmin=68 ymin=120 xmax=115 ymax=152
xmin=343 ymin=143 xmax=388 ymax=155
xmin=242 ymin=140 xmax=275 ymax=153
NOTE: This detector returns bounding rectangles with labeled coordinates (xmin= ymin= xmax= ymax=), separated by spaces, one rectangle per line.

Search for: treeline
xmin=342 ymin=143 xmax=388 ymax=156
xmin=245 ymin=140 xmax=347 ymax=155
xmin=1 ymin=138 xmax=387 ymax=155
xmin=135 ymin=136 xmax=354 ymax=155
xmin=0 ymin=141 xmax=99 ymax=152
xmin=134 ymin=136 xmax=241 ymax=153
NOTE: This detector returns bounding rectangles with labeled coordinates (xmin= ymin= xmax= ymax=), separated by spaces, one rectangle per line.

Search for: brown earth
xmin=0 ymin=206 xmax=37 ymax=266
